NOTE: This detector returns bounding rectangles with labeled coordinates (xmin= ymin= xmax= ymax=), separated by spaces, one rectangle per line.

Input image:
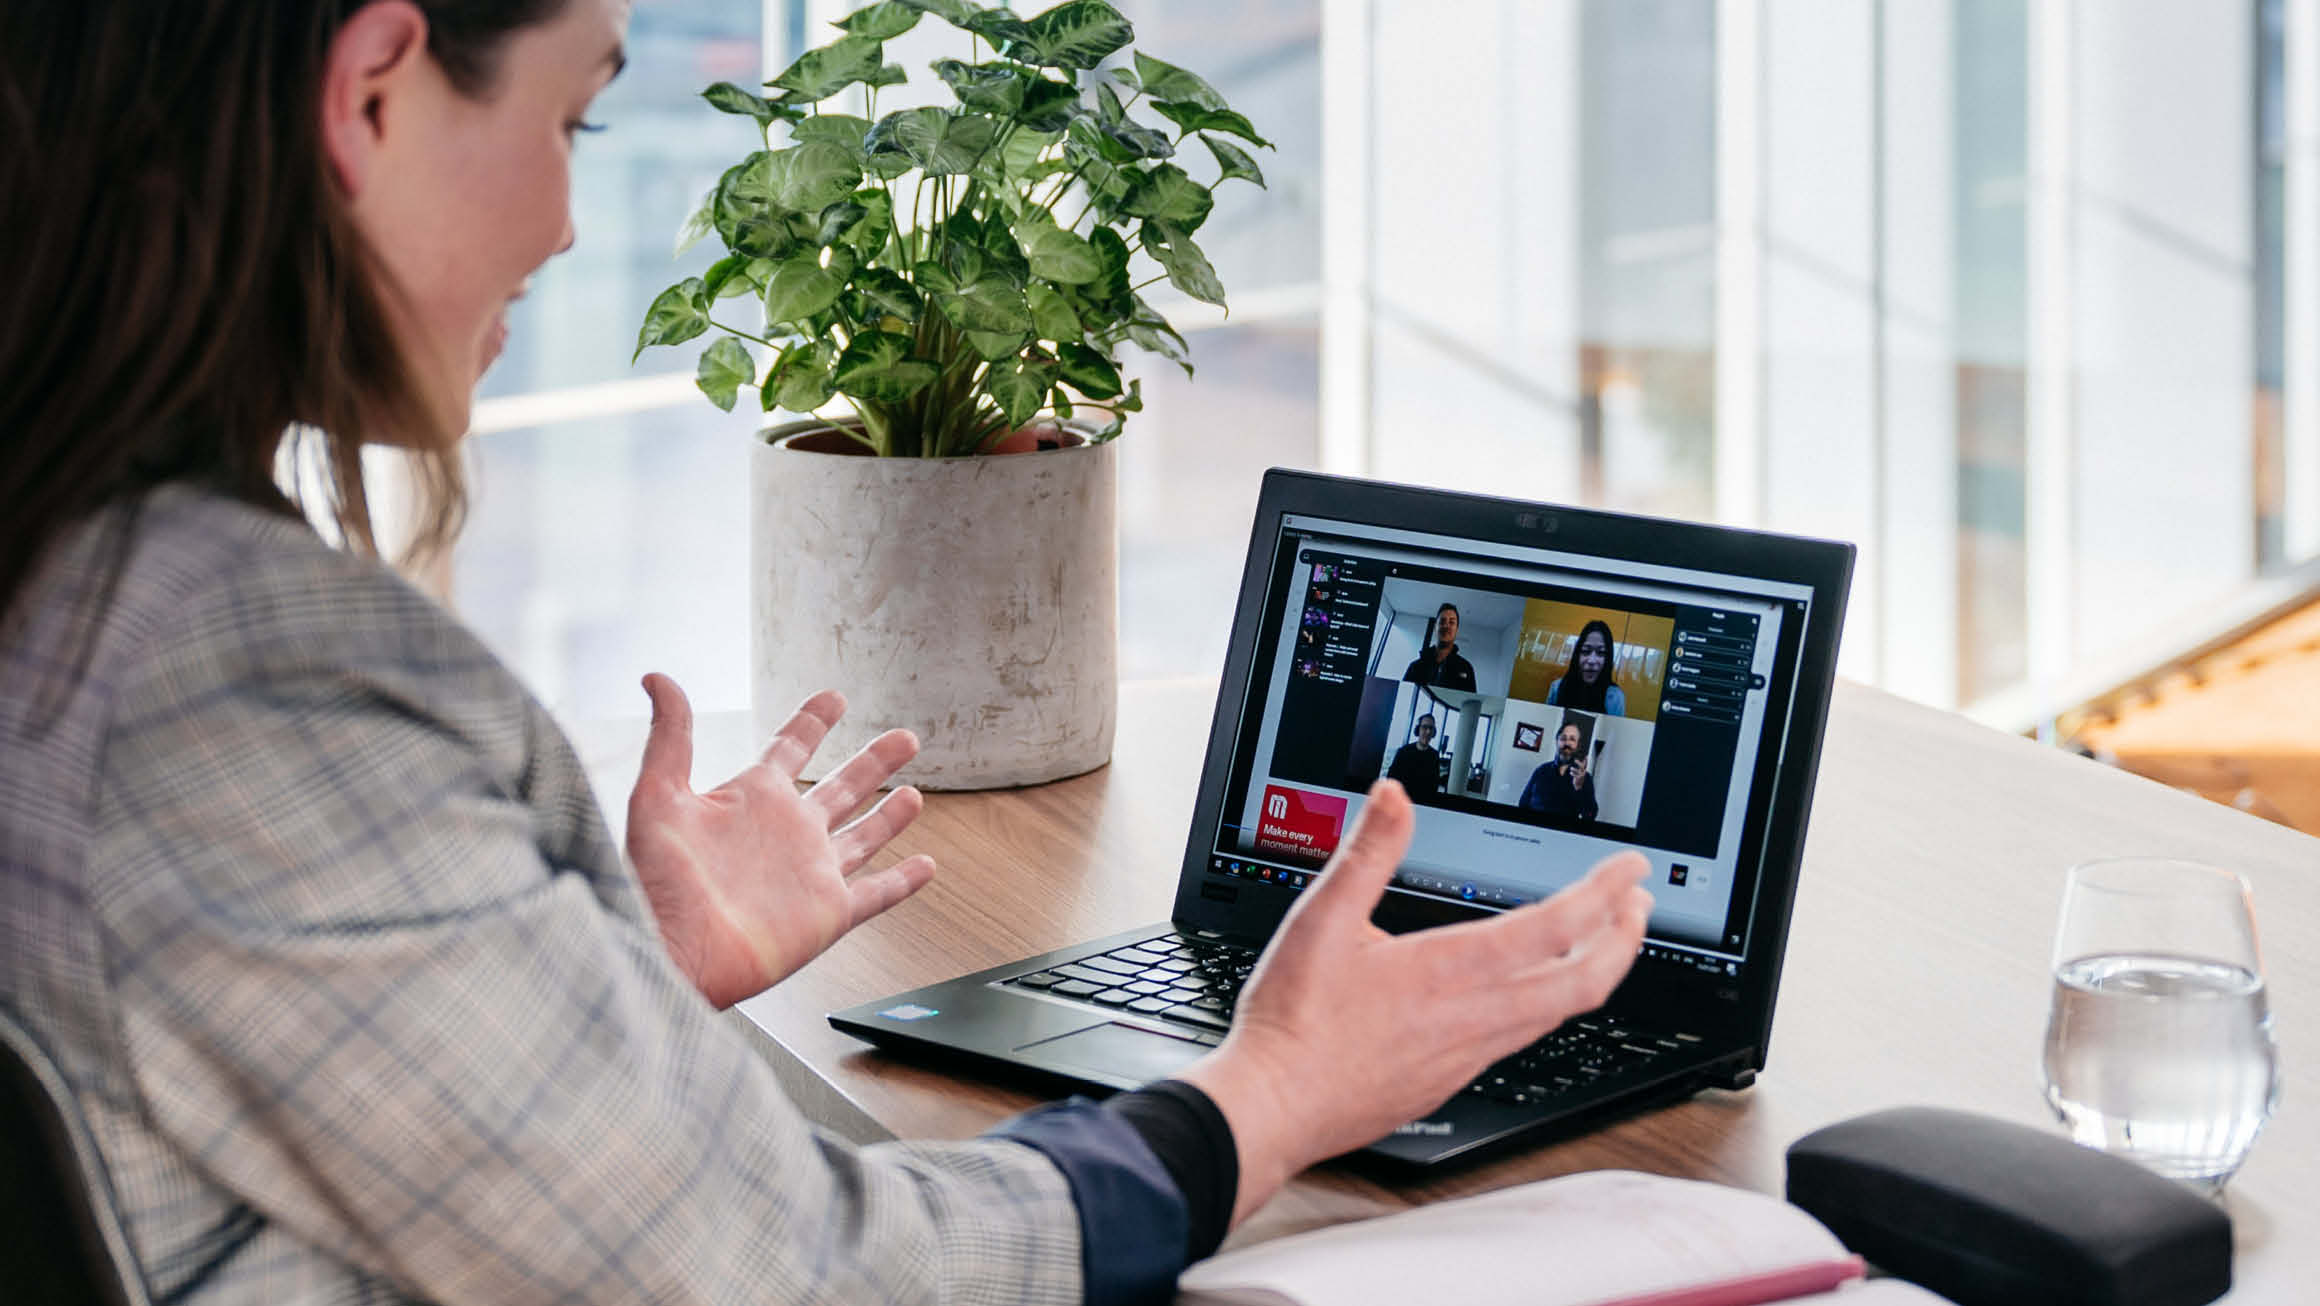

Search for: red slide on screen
xmin=1255 ymin=785 xmax=1349 ymax=859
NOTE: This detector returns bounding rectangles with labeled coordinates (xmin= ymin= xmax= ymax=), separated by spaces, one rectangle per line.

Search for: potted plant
xmin=635 ymin=0 xmax=1270 ymax=788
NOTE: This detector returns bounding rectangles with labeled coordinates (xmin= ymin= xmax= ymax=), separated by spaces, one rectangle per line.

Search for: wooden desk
xmin=576 ymin=680 xmax=2318 ymax=1299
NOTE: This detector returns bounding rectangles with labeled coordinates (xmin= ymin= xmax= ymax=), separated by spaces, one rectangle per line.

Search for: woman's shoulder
xmin=1606 ymin=684 xmax=1626 ymax=712
xmin=19 ymin=483 xmax=526 ymax=733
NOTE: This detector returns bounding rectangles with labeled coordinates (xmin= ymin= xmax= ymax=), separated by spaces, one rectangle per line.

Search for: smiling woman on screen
xmin=0 ymin=4 xmax=1651 ymax=1303
xmin=1548 ymin=619 xmax=1628 ymax=716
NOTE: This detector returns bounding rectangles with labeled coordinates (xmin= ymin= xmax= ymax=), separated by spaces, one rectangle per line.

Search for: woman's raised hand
xmin=625 ymin=674 xmax=935 ymax=1008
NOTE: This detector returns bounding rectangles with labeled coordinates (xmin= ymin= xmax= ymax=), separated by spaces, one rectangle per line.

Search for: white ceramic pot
xmin=750 ymin=419 xmax=1118 ymax=789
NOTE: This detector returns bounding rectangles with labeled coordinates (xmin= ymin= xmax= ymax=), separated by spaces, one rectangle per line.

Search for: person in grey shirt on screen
xmin=0 ymin=4 xmax=1652 ymax=1304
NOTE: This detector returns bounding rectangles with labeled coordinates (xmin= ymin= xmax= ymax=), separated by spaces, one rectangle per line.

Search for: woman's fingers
xmin=845 ymin=853 xmax=938 ymax=930
xmin=1290 ymin=781 xmax=1414 ymax=933
xmin=805 ymin=728 xmax=920 ymax=827
xmin=634 ymin=673 xmax=694 ymax=800
xmin=1437 ymin=849 xmax=1651 ymax=969
xmin=758 ymin=690 xmax=847 ymax=778
xmin=832 ymin=784 xmax=926 ymax=872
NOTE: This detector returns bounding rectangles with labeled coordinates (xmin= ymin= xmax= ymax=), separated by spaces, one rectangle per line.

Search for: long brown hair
xmin=0 ymin=1 xmax=564 ymax=645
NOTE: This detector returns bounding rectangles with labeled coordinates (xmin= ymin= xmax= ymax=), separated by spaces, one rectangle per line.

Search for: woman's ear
xmin=318 ymin=1 xmax=431 ymax=197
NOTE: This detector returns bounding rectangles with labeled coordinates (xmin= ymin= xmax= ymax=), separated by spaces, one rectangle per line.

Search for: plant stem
xmin=709 ymin=318 xmax=780 ymax=348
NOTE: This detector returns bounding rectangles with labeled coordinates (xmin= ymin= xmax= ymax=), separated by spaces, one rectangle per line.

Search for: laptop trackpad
xmin=1017 ymin=1022 xmax=1208 ymax=1082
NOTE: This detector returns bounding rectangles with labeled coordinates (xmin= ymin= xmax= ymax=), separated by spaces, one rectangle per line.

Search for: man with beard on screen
xmin=1520 ymin=722 xmax=1599 ymax=822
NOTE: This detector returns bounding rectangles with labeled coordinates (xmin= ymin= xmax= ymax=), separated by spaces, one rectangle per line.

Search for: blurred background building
xmin=445 ymin=0 xmax=2320 ymax=829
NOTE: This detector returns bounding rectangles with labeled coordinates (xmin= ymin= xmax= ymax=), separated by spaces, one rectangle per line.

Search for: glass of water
xmin=2041 ymin=858 xmax=2280 ymax=1194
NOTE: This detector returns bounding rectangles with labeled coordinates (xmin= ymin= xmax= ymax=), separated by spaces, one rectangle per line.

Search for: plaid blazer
xmin=0 ymin=485 xmax=1089 ymax=1304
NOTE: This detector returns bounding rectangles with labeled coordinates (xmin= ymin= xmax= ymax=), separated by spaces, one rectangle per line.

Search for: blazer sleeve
xmin=89 ymin=561 xmax=1095 ymax=1306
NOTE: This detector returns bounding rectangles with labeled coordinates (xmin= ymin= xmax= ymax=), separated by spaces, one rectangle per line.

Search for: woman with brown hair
xmin=0 ymin=4 xmax=1652 ymax=1302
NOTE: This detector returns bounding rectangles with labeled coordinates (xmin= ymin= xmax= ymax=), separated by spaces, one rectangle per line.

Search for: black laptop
xmin=832 ymin=469 xmax=1854 ymax=1169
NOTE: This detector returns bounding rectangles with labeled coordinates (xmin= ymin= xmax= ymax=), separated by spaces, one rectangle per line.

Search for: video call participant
xmin=1401 ymin=602 xmax=1477 ymax=691
xmin=1520 ymin=723 xmax=1600 ymax=822
xmin=1385 ymin=713 xmax=1443 ymax=801
xmin=1547 ymin=619 xmax=1626 ymax=715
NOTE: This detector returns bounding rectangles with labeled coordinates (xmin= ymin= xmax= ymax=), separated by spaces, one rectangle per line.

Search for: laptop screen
xmin=1200 ymin=511 xmax=1817 ymax=978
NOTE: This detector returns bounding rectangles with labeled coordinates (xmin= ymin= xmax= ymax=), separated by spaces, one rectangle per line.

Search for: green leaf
xmin=851 ymin=266 xmax=925 ymax=319
xmin=674 ymin=190 xmax=716 ymax=256
xmin=1201 ymin=133 xmax=1265 ymax=187
xmin=1110 ymin=67 xmax=1140 ymax=94
xmin=766 ymin=340 xmax=838 ymax=413
xmin=1067 ymin=115 xmax=1136 ymax=167
xmin=1120 ymin=162 xmax=1213 ymax=230
xmin=894 ymin=0 xmax=980 ymax=21
xmin=1050 ymin=386 xmax=1075 ymax=418
xmin=1124 ymin=296 xmax=1192 ymax=376
xmin=712 ymin=152 xmax=786 ymax=258
xmin=963 ymin=8 xmax=1036 ymax=47
xmin=973 ymin=152 xmax=1030 ymax=218
xmin=839 ymin=189 xmax=895 ymax=260
xmin=1057 ymin=341 xmax=1122 ymax=398
xmin=762 ymin=247 xmax=857 ymax=324
xmin=965 ymin=330 xmax=1031 ymax=361
xmin=1089 ymin=376 xmax=1140 ymax=438
xmin=864 ymin=152 xmax=917 ymax=180
xmin=931 ymin=59 xmax=1027 ymax=117
xmin=703 ymin=82 xmax=799 ymax=127
xmin=1132 ymin=53 xmax=1226 ymax=111
xmin=701 ymin=253 xmax=749 ymax=300
xmin=1085 ymin=226 xmax=1134 ymax=317
xmin=1140 ymin=219 xmax=1225 ymax=305
xmin=815 ymin=200 xmax=867 ymax=246
xmin=991 ymin=128 xmax=1062 ymax=182
xmin=1103 ymin=116 xmax=1174 ymax=160
xmin=696 ymin=337 xmax=756 ymax=412
xmin=767 ymin=35 xmax=887 ymax=102
xmin=868 ymin=62 xmax=909 ymax=89
xmin=834 ymin=1 xmax=923 ymax=40
xmin=767 ymin=142 xmax=864 ymax=212
xmin=865 ymin=107 xmax=1001 ymax=176
xmin=1016 ymin=79 xmax=1082 ymax=133
xmin=916 ymin=259 xmax=1033 ymax=333
xmin=1003 ymin=0 xmax=1134 ymax=71
xmin=791 ymin=114 xmax=873 ymax=151
xmin=1151 ymin=101 xmax=1273 ymax=148
xmin=1013 ymin=215 xmax=1104 ymax=283
xmin=1095 ymin=82 xmax=1126 ymax=125
xmin=975 ymin=209 xmax=1032 ymax=287
xmin=1028 ymin=283 xmax=1082 ymax=341
xmin=986 ymin=356 xmax=1058 ymax=426
xmin=634 ymin=278 xmax=709 ymax=361
xmin=833 ymin=329 xmax=940 ymax=402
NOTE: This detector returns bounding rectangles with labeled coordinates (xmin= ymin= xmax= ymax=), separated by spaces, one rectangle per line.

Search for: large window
xmin=1333 ymin=0 xmax=2320 ymax=719
xmin=454 ymin=0 xmax=2318 ymax=729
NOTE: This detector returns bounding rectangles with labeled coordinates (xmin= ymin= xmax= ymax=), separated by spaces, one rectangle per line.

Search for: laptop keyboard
xmin=1004 ymin=930 xmax=1250 ymax=1032
xmin=1002 ymin=930 xmax=1705 ymax=1106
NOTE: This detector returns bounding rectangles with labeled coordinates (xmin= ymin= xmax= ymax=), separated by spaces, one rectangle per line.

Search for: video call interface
xmin=1208 ymin=515 xmax=1810 ymax=969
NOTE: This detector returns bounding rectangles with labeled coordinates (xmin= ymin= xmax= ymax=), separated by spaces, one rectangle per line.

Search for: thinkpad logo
xmin=1393 ymin=1120 xmax=1454 ymax=1137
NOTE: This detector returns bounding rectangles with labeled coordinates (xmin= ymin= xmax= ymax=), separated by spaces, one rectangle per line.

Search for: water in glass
xmin=2043 ymin=951 xmax=2279 ymax=1191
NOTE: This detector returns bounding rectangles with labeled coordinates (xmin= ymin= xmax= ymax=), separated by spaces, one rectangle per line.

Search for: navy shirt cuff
xmin=989 ymin=1094 xmax=1193 ymax=1306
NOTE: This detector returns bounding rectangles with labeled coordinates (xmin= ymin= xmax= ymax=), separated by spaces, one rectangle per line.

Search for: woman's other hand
xmin=625 ymin=674 xmax=935 ymax=1008
xmin=1177 ymin=781 xmax=1652 ymax=1223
